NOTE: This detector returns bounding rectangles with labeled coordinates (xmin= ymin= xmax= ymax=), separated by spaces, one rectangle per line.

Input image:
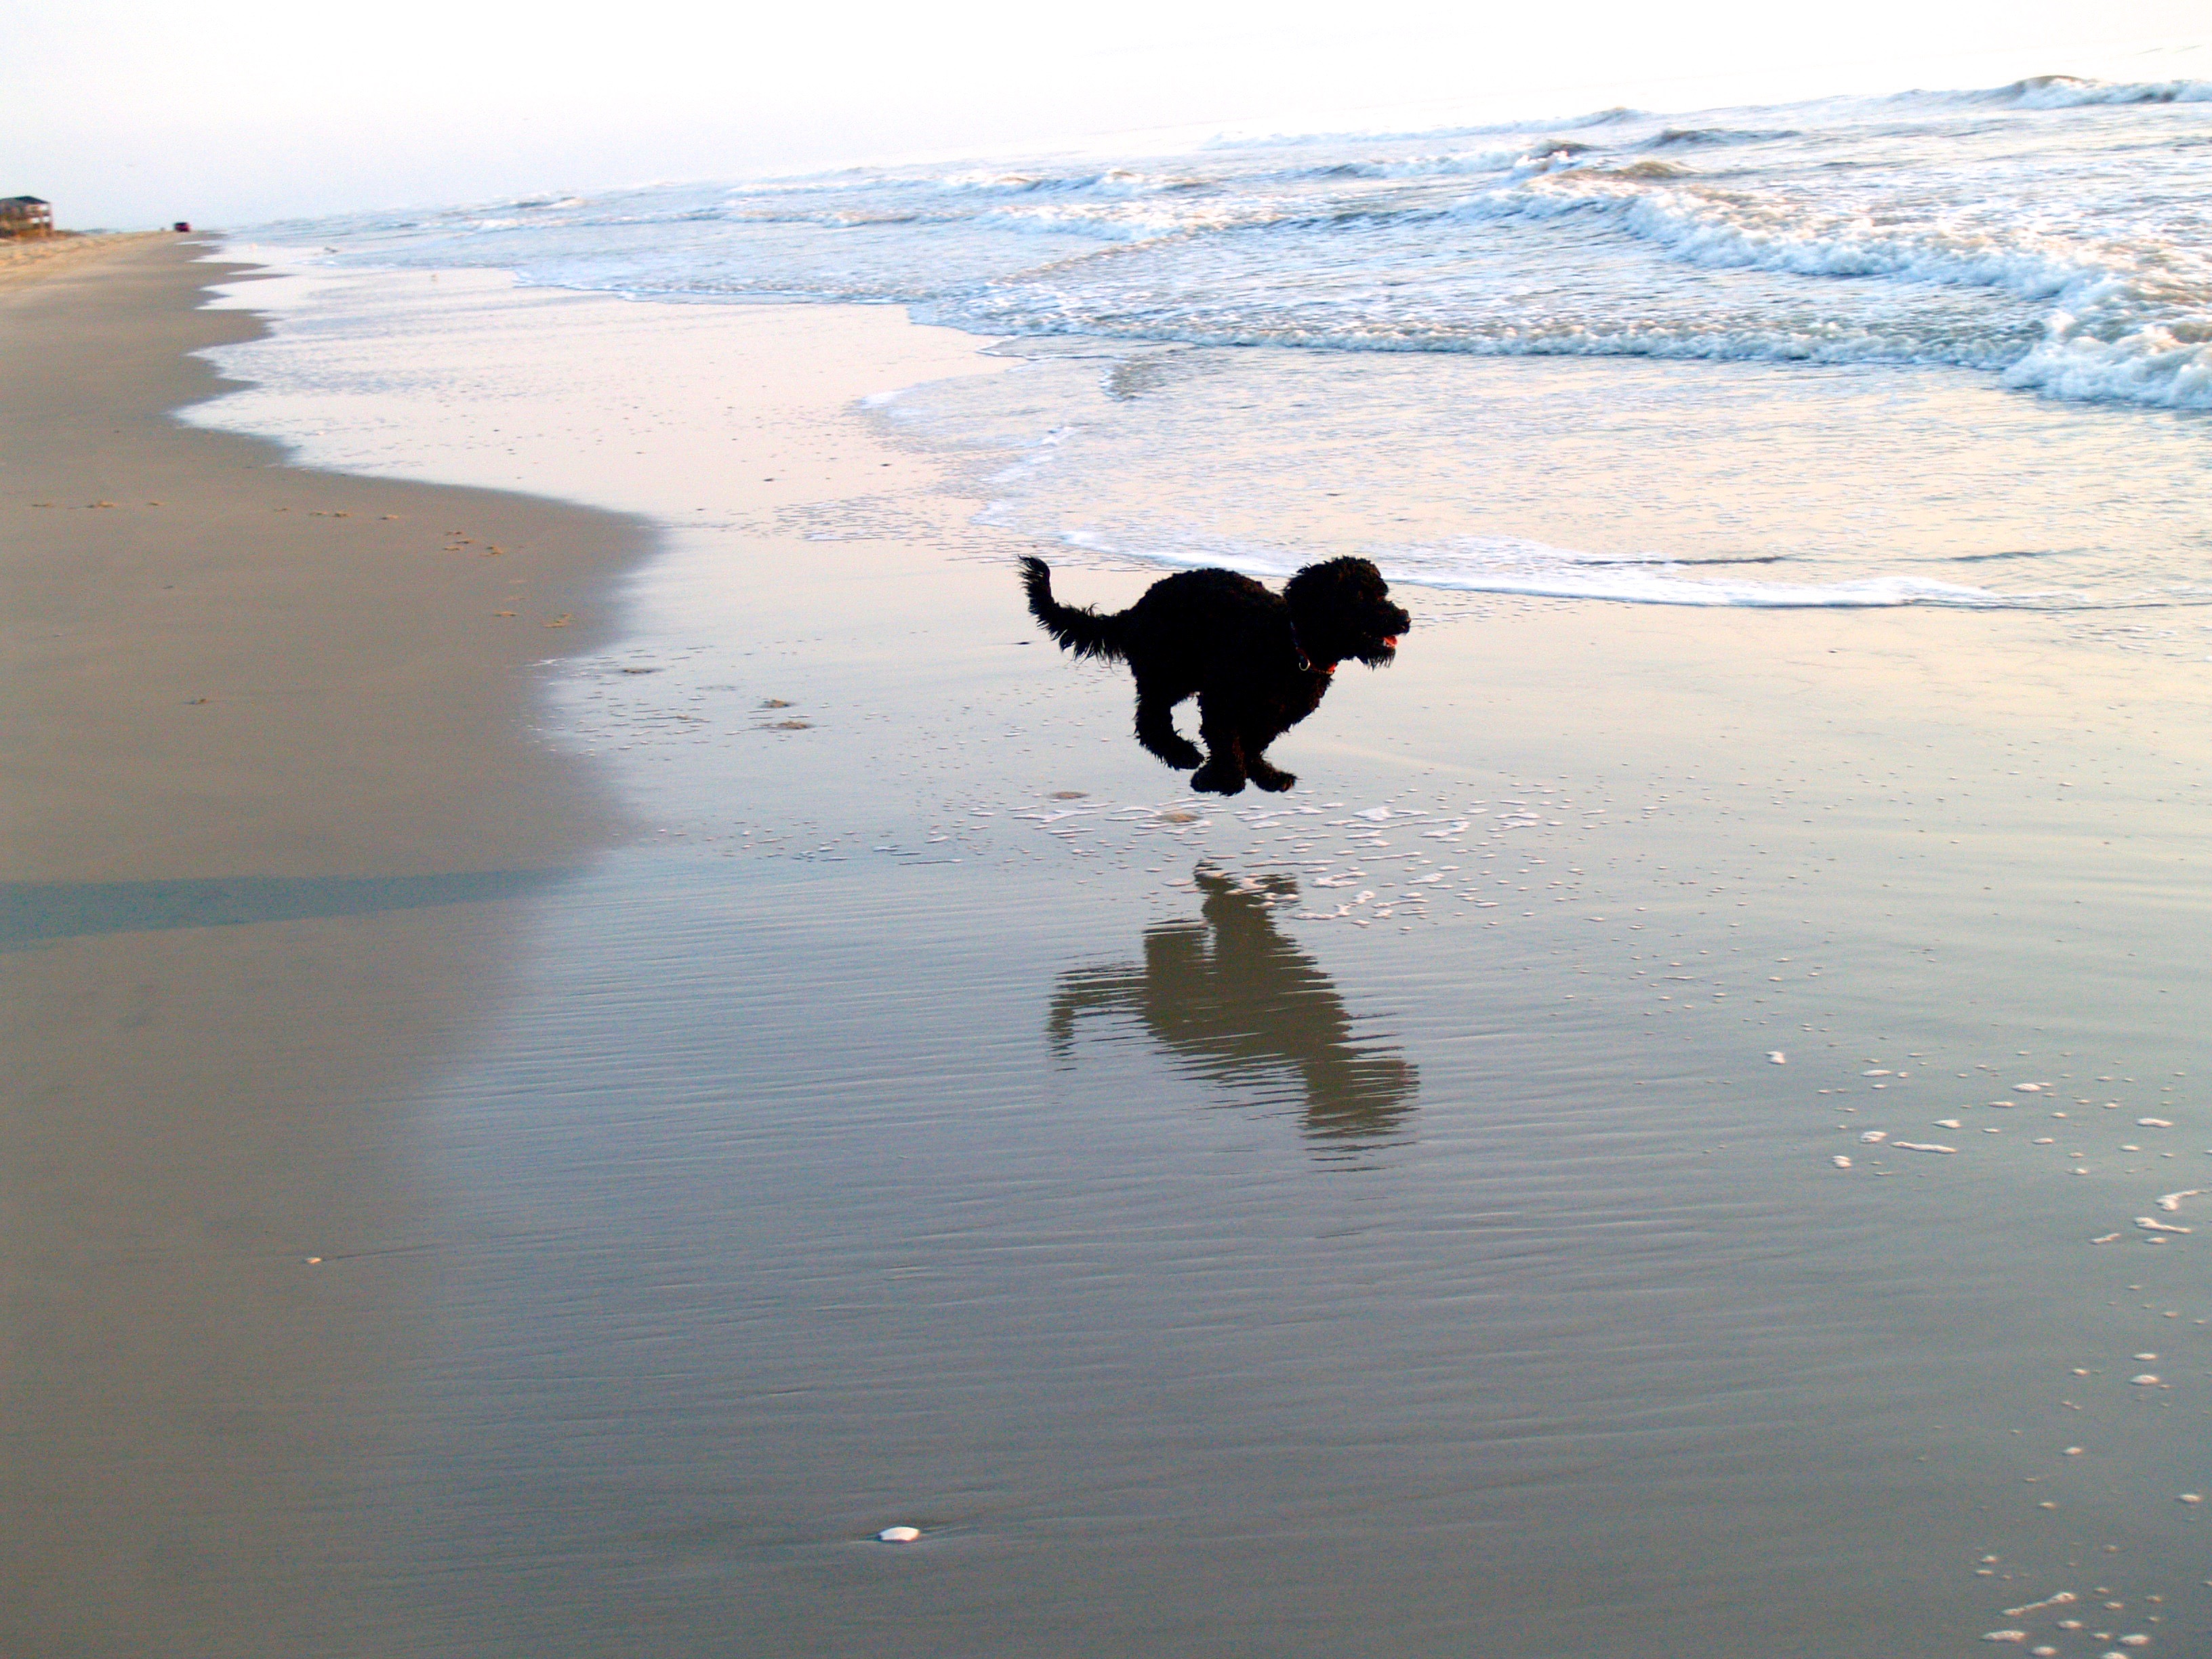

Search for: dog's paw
xmin=1159 ymin=742 xmax=1205 ymax=770
xmin=1250 ymin=769 xmax=1296 ymax=793
xmin=1190 ymin=762 xmax=1247 ymax=796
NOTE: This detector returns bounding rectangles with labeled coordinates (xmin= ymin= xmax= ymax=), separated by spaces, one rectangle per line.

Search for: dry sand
xmin=0 ymin=232 xmax=168 ymax=289
xmin=1 ymin=240 xmax=651 ymax=1656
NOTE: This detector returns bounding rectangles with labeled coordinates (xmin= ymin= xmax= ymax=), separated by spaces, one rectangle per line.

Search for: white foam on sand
xmin=1056 ymin=525 xmax=2026 ymax=610
xmin=184 ymin=253 xmax=1012 ymax=523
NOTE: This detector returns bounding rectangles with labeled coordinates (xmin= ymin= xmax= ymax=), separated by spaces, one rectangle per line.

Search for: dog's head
xmin=1284 ymin=557 xmax=1410 ymax=670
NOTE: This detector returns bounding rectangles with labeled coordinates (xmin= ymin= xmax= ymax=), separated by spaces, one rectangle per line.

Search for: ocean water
xmin=257 ymin=75 xmax=2212 ymax=625
xmin=276 ymin=77 xmax=2212 ymax=405
xmin=182 ymin=74 xmax=2212 ymax=1658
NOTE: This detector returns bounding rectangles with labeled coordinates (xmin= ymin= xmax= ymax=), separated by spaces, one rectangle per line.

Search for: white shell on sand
xmin=1768 ymin=1051 xmax=1787 ymax=1065
xmin=876 ymin=1525 xmax=922 ymax=1544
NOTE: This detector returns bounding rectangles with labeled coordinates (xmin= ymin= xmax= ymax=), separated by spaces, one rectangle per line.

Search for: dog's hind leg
xmin=1189 ymin=694 xmax=1250 ymax=796
xmin=1134 ymin=683 xmax=1205 ymax=771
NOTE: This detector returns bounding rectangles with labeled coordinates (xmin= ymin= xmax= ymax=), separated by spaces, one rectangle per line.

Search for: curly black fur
xmin=1021 ymin=554 xmax=1410 ymax=796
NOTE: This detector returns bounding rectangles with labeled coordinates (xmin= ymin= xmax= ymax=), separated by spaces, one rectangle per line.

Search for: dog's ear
xmin=1284 ymin=556 xmax=1387 ymax=614
xmin=1284 ymin=558 xmax=1341 ymax=608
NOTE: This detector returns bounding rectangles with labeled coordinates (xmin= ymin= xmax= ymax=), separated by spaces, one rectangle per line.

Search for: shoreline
xmin=5 ymin=242 xmax=654 ymax=882
xmin=1 ymin=241 xmax=653 ymax=1656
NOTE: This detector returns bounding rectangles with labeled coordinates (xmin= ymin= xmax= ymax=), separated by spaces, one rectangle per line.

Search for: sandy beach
xmin=0 ymin=232 xmax=165 ymax=290
xmin=1 ymin=239 xmax=651 ymax=1656
xmin=9 ymin=235 xmax=2212 ymax=1656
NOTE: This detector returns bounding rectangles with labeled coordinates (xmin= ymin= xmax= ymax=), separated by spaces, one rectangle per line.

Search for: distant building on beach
xmin=1 ymin=197 xmax=54 ymax=238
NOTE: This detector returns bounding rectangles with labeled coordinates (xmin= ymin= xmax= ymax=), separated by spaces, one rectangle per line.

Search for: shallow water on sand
xmin=883 ymin=341 xmax=2212 ymax=636
xmin=403 ymin=571 xmax=2212 ymax=1658
xmin=190 ymin=266 xmax=2212 ymax=1656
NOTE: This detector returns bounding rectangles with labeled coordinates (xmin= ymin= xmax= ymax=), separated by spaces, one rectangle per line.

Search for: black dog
xmin=1021 ymin=555 xmax=1409 ymax=796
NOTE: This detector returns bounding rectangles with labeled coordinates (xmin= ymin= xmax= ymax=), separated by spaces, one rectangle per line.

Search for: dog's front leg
xmin=1189 ymin=695 xmax=1249 ymax=796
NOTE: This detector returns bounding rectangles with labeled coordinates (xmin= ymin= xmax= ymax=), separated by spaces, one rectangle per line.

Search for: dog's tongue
xmin=1383 ymin=636 xmax=1399 ymax=647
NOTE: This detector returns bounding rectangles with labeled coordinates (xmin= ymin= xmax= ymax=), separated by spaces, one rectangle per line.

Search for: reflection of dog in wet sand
xmin=1048 ymin=867 xmax=1418 ymax=1147
xmin=1020 ymin=556 xmax=1410 ymax=796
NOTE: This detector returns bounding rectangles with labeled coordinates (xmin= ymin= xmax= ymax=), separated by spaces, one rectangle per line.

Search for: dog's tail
xmin=1021 ymin=556 xmax=1126 ymax=662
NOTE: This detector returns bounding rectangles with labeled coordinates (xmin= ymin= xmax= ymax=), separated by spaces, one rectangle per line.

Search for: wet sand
xmin=188 ymin=264 xmax=2212 ymax=1656
xmin=0 ymin=241 xmax=650 ymax=1656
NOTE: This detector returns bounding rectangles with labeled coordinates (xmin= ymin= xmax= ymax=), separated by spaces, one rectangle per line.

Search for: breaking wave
xmin=1979 ymin=75 xmax=2212 ymax=108
xmin=253 ymin=74 xmax=2212 ymax=412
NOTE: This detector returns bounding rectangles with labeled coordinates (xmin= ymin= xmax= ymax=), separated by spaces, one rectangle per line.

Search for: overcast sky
xmin=7 ymin=0 xmax=2207 ymax=228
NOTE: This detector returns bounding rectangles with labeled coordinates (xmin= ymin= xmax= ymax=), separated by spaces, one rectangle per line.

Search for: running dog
xmin=1020 ymin=556 xmax=1408 ymax=796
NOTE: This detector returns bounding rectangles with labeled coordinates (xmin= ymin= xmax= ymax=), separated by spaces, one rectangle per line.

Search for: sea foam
xmin=1057 ymin=528 xmax=2022 ymax=610
xmin=255 ymin=77 xmax=2212 ymax=414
